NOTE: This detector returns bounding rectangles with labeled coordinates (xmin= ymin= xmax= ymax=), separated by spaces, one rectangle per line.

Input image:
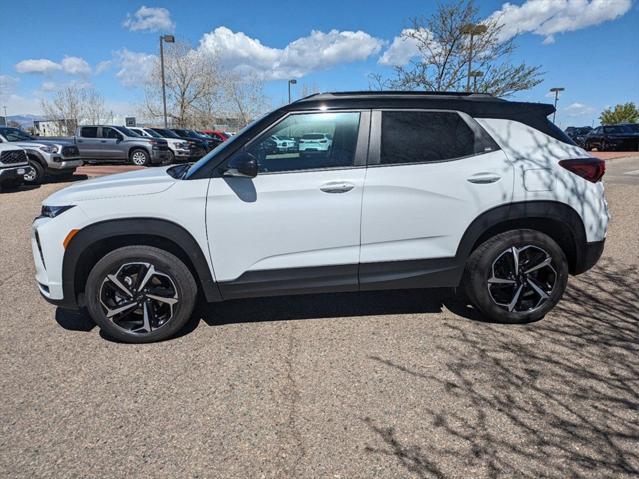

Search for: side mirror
xmin=223 ymin=152 xmax=258 ymax=178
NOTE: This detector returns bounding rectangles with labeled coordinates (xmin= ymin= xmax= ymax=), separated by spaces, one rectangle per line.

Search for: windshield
xmin=0 ymin=127 xmax=34 ymax=141
xmin=152 ymin=128 xmax=181 ymax=139
xmin=185 ymin=119 xmax=258 ymax=179
xmin=115 ymin=126 xmax=140 ymax=137
xmin=142 ymin=128 xmax=162 ymax=138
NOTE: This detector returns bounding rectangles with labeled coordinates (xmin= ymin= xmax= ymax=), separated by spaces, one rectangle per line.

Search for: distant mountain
xmin=5 ymin=114 xmax=45 ymax=128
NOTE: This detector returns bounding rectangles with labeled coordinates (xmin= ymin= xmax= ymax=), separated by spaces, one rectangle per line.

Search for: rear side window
xmin=81 ymin=127 xmax=97 ymax=138
xmin=380 ymin=111 xmax=496 ymax=165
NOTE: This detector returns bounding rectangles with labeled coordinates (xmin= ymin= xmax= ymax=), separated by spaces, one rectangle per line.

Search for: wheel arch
xmin=62 ymin=218 xmax=221 ymax=309
xmin=456 ymin=201 xmax=588 ymax=275
xmin=25 ymin=150 xmax=47 ymax=168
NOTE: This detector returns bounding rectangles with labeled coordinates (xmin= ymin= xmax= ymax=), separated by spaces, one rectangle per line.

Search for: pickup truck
xmin=75 ymin=125 xmax=170 ymax=166
xmin=0 ymin=143 xmax=29 ymax=190
xmin=0 ymin=126 xmax=82 ymax=184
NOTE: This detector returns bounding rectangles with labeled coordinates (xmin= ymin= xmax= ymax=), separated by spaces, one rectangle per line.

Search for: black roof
xmin=287 ymin=91 xmax=555 ymax=119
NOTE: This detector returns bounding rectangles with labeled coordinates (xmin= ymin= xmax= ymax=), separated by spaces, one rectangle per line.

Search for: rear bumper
xmin=573 ymin=239 xmax=605 ymax=275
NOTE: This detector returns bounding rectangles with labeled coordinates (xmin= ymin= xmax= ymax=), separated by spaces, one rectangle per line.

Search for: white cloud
xmin=114 ymin=49 xmax=157 ymax=87
xmin=95 ymin=60 xmax=112 ymax=75
xmin=378 ymin=28 xmax=438 ymax=66
xmin=123 ymin=6 xmax=174 ymax=32
xmin=40 ymin=81 xmax=58 ymax=92
xmin=198 ymin=27 xmax=383 ymax=80
xmin=0 ymin=75 xmax=19 ymax=97
xmin=61 ymin=56 xmax=92 ymax=75
xmin=14 ymin=59 xmax=62 ymax=74
xmin=489 ymin=0 xmax=632 ymax=43
xmin=564 ymin=102 xmax=596 ymax=117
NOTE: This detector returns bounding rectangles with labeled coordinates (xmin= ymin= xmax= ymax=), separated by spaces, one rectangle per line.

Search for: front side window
xmin=101 ymin=127 xmax=121 ymax=139
xmin=246 ymin=112 xmax=360 ymax=173
xmin=0 ymin=127 xmax=33 ymax=141
xmin=380 ymin=111 xmax=495 ymax=165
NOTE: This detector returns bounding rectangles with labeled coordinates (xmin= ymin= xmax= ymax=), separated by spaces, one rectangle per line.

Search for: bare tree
xmin=40 ymin=84 xmax=86 ymax=135
xmin=374 ymin=0 xmax=543 ymax=96
xmin=219 ymin=72 xmax=269 ymax=128
xmin=84 ymin=89 xmax=108 ymax=124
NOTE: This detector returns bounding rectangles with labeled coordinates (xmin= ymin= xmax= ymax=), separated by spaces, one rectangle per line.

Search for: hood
xmin=12 ymin=138 xmax=75 ymax=148
xmin=44 ymin=166 xmax=176 ymax=204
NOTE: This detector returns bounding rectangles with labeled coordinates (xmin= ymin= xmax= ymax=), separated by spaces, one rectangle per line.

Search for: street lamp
xmin=469 ymin=71 xmax=484 ymax=93
xmin=160 ymin=34 xmax=175 ymax=128
xmin=2 ymin=106 xmax=7 ymax=126
xmin=461 ymin=23 xmax=488 ymax=92
xmin=549 ymin=87 xmax=565 ymax=123
xmin=288 ymin=79 xmax=297 ymax=103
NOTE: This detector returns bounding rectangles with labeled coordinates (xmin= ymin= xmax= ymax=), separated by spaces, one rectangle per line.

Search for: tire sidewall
xmin=466 ymin=230 xmax=569 ymax=324
xmin=85 ymin=246 xmax=197 ymax=343
xmin=24 ymin=159 xmax=44 ymax=184
xmin=130 ymin=149 xmax=150 ymax=166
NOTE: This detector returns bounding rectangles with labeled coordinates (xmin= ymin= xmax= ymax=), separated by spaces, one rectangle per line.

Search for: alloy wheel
xmin=487 ymin=245 xmax=557 ymax=313
xmin=99 ymin=262 xmax=178 ymax=334
xmin=23 ymin=166 xmax=37 ymax=183
xmin=131 ymin=151 xmax=148 ymax=166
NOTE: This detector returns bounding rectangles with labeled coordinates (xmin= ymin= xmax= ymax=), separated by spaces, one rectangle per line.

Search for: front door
xmin=206 ymin=110 xmax=369 ymax=299
xmin=100 ymin=127 xmax=125 ymax=160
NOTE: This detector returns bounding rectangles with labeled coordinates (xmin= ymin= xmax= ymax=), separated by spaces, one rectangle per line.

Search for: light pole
xmin=160 ymin=34 xmax=175 ymax=128
xmin=2 ymin=106 xmax=6 ymax=126
xmin=288 ymin=79 xmax=297 ymax=103
xmin=549 ymin=87 xmax=565 ymax=123
xmin=461 ymin=24 xmax=487 ymax=92
xmin=469 ymin=71 xmax=484 ymax=93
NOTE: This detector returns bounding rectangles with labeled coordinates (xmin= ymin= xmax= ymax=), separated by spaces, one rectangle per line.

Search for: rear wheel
xmin=130 ymin=149 xmax=150 ymax=166
xmin=463 ymin=230 xmax=568 ymax=324
xmin=85 ymin=246 xmax=197 ymax=343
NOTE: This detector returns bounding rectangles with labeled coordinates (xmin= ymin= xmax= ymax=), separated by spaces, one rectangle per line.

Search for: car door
xmin=76 ymin=126 xmax=101 ymax=158
xmin=99 ymin=127 xmax=126 ymax=160
xmin=359 ymin=109 xmax=514 ymax=289
xmin=206 ymin=110 xmax=369 ymax=299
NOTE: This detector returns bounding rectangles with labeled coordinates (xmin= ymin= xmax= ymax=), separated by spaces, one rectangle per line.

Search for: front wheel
xmin=463 ymin=230 xmax=569 ymax=324
xmin=130 ymin=149 xmax=150 ymax=166
xmin=85 ymin=246 xmax=198 ymax=343
xmin=24 ymin=160 xmax=44 ymax=185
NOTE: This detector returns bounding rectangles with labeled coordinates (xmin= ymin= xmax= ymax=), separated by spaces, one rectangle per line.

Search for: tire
xmin=584 ymin=141 xmax=592 ymax=151
xmin=85 ymin=246 xmax=198 ymax=343
xmin=463 ymin=229 xmax=569 ymax=324
xmin=129 ymin=148 xmax=150 ymax=166
xmin=167 ymin=150 xmax=175 ymax=164
xmin=24 ymin=160 xmax=44 ymax=185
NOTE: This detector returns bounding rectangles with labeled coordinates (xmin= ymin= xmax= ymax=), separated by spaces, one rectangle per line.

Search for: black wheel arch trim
xmin=61 ymin=218 xmax=221 ymax=309
xmin=455 ymin=200 xmax=592 ymax=274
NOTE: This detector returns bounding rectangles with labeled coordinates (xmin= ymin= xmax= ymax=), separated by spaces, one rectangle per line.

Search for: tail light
xmin=558 ymin=158 xmax=605 ymax=183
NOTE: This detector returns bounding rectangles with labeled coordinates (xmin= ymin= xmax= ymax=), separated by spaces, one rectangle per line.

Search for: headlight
xmin=177 ymin=142 xmax=189 ymax=148
xmin=40 ymin=205 xmax=75 ymax=218
xmin=38 ymin=145 xmax=60 ymax=154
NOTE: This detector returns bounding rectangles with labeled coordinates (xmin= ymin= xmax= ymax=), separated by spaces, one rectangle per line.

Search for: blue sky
xmin=1 ymin=0 xmax=638 ymax=128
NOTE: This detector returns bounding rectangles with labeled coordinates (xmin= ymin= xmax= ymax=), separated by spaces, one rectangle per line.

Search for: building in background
xmin=33 ymin=119 xmax=77 ymax=136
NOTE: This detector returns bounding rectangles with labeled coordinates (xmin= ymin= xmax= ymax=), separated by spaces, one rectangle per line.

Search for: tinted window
xmin=245 ymin=112 xmax=360 ymax=173
xmin=115 ymin=126 xmax=139 ymax=137
xmin=380 ymin=111 xmax=494 ymax=165
xmin=0 ymin=127 xmax=33 ymax=141
xmin=81 ymin=127 xmax=98 ymax=138
xmin=101 ymin=127 xmax=121 ymax=139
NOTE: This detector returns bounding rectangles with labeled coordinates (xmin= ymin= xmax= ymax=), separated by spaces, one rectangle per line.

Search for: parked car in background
xmin=129 ymin=127 xmax=201 ymax=163
xmin=564 ymin=126 xmax=592 ymax=147
xmin=298 ymin=133 xmax=332 ymax=152
xmin=584 ymin=124 xmax=639 ymax=151
xmin=76 ymin=126 xmax=169 ymax=166
xmin=200 ymin=130 xmax=229 ymax=142
xmin=0 ymin=143 xmax=28 ymax=190
xmin=149 ymin=128 xmax=207 ymax=160
xmin=0 ymin=126 xmax=82 ymax=184
xmin=32 ymin=91 xmax=609 ymax=343
xmin=270 ymin=135 xmax=296 ymax=152
xmin=171 ymin=129 xmax=222 ymax=152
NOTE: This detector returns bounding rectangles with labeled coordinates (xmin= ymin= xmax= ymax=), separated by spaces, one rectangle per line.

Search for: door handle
xmin=320 ymin=181 xmax=355 ymax=193
xmin=467 ymin=172 xmax=502 ymax=184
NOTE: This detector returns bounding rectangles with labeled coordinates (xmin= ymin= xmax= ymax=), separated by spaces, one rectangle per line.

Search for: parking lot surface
xmin=1 ymin=156 xmax=638 ymax=478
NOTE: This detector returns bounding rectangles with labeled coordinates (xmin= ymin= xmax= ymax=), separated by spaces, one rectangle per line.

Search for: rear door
xmin=76 ymin=126 xmax=101 ymax=158
xmin=206 ymin=110 xmax=369 ymax=298
xmin=359 ymin=109 xmax=514 ymax=288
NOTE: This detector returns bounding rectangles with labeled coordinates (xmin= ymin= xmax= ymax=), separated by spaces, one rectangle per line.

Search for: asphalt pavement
xmin=1 ymin=156 xmax=638 ymax=478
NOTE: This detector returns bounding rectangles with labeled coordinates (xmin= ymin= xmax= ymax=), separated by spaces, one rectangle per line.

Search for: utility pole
xmin=2 ymin=106 xmax=7 ymax=126
xmin=462 ymin=24 xmax=488 ymax=92
xmin=549 ymin=87 xmax=565 ymax=123
xmin=288 ymin=79 xmax=297 ymax=104
xmin=160 ymin=34 xmax=175 ymax=128
xmin=469 ymin=71 xmax=484 ymax=93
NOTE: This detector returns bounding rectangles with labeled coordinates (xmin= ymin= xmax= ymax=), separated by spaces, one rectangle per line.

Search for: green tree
xmin=371 ymin=0 xmax=543 ymax=96
xmin=599 ymin=102 xmax=639 ymax=125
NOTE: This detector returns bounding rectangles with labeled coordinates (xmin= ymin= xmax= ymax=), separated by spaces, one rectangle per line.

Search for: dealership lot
xmin=1 ymin=156 xmax=638 ymax=477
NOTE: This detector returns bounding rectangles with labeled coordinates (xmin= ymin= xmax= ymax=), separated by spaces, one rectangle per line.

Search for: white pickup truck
xmin=0 ymin=143 xmax=29 ymax=190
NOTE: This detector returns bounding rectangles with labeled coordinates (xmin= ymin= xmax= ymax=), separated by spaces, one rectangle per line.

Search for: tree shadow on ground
xmin=362 ymin=257 xmax=639 ymax=478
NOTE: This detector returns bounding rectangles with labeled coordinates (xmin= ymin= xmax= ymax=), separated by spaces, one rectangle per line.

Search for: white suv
xmin=298 ymin=133 xmax=332 ymax=152
xmin=32 ymin=92 xmax=609 ymax=343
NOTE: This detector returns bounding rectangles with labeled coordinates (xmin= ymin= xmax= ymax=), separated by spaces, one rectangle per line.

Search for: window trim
xmin=215 ymin=109 xmax=371 ymax=177
xmin=367 ymin=108 xmax=501 ymax=168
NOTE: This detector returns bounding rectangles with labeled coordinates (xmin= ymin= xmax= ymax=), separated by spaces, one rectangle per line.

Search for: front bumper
xmin=48 ymin=156 xmax=83 ymax=170
xmin=150 ymin=149 xmax=170 ymax=165
xmin=0 ymin=165 xmax=28 ymax=181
